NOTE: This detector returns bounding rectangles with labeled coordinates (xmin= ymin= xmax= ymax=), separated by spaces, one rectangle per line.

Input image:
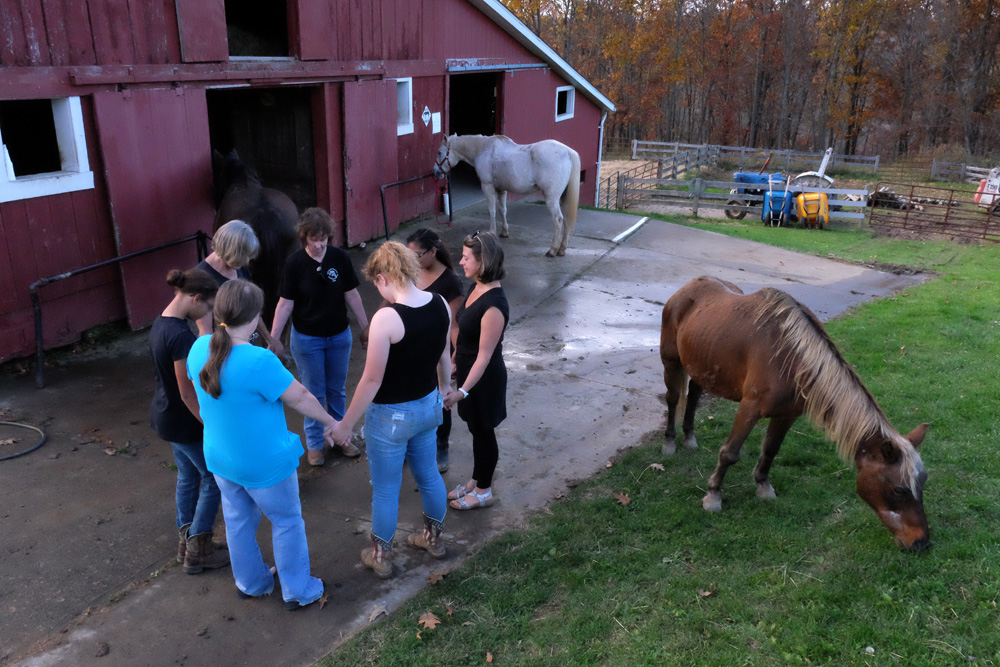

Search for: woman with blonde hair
xmin=187 ymin=279 xmax=335 ymax=610
xmin=329 ymin=242 xmax=452 ymax=579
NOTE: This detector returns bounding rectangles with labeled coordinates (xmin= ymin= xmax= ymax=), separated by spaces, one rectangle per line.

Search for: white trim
xmin=468 ymin=0 xmax=616 ymax=112
xmin=555 ymin=85 xmax=575 ymax=122
xmin=612 ymin=217 xmax=649 ymax=244
xmin=0 ymin=96 xmax=95 ymax=204
xmin=394 ymin=77 xmax=414 ymax=136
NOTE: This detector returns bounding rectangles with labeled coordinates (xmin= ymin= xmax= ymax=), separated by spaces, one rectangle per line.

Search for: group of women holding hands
xmin=149 ymin=209 xmax=510 ymax=610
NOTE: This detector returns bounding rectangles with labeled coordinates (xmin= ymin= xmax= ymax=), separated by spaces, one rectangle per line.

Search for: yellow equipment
xmin=795 ymin=192 xmax=829 ymax=229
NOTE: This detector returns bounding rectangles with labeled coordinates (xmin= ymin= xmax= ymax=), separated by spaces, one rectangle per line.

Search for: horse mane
xmin=759 ymin=290 xmax=922 ymax=492
xmin=451 ymin=134 xmax=512 ymax=158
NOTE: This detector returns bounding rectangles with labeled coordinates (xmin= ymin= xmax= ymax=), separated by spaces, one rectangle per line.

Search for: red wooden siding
xmin=92 ymin=87 xmax=215 ymax=329
xmin=396 ymin=76 xmax=447 ymax=222
xmin=176 ymin=0 xmax=225 ymax=62
xmin=343 ymin=79 xmax=398 ymax=246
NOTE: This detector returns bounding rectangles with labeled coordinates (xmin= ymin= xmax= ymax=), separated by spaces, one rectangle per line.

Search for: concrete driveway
xmin=0 ymin=202 xmax=923 ymax=666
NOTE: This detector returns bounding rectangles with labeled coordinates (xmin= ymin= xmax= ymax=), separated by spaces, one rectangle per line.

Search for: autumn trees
xmin=503 ymin=0 xmax=1000 ymax=159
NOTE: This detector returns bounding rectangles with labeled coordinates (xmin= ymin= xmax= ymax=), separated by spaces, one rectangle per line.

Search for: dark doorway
xmin=225 ymin=0 xmax=289 ymax=57
xmin=207 ymin=87 xmax=316 ymax=212
xmin=447 ymin=72 xmax=503 ymax=211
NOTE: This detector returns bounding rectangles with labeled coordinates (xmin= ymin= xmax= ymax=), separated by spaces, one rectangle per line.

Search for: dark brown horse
xmin=660 ymin=276 xmax=929 ymax=551
xmin=213 ymin=149 xmax=298 ymax=325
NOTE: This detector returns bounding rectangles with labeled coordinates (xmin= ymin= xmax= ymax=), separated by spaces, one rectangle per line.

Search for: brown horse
xmin=213 ymin=149 xmax=298 ymax=325
xmin=660 ymin=276 xmax=929 ymax=551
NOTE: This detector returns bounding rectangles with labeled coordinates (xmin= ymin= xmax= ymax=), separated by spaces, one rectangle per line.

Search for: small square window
xmin=0 ymin=97 xmax=94 ymax=203
xmin=555 ymin=86 xmax=575 ymax=122
xmin=395 ymin=78 xmax=414 ymax=136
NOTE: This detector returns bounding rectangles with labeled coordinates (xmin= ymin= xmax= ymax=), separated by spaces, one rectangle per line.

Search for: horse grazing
xmin=433 ymin=134 xmax=581 ymax=257
xmin=213 ymin=149 xmax=298 ymax=325
xmin=660 ymin=276 xmax=929 ymax=551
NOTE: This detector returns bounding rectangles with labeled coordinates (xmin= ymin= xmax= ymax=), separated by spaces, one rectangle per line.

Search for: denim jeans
xmin=365 ymin=390 xmax=447 ymax=545
xmin=170 ymin=441 xmax=221 ymax=535
xmin=290 ymin=325 xmax=352 ymax=451
xmin=214 ymin=472 xmax=323 ymax=605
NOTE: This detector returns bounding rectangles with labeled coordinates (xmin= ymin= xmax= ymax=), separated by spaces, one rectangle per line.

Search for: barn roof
xmin=467 ymin=0 xmax=616 ymax=113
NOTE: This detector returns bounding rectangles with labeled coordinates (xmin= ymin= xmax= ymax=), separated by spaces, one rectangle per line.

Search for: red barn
xmin=0 ymin=0 xmax=615 ymax=363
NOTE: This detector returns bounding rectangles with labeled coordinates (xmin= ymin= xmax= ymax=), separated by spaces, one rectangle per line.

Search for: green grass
xmin=319 ymin=224 xmax=1000 ymax=666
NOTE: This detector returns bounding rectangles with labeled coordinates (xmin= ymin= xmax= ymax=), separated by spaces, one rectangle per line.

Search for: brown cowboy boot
xmin=177 ymin=523 xmax=191 ymax=563
xmin=360 ymin=534 xmax=393 ymax=579
xmin=183 ymin=532 xmax=231 ymax=574
xmin=405 ymin=515 xmax=446 ymax=559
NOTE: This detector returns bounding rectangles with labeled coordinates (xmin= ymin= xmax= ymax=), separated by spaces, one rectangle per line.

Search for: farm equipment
xmin=762 ymin=176 xmax=794 ymax=227
xmin=973 ymin=167 xmax=1000 ymax=213
xmin=725 ymin=148 xmax=836 ymax=228
xmin=724 ymin=155 xmax=787 ymax=220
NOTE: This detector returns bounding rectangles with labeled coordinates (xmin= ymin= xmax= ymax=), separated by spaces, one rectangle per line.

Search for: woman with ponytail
xmin=187 ymin=279 xmax=336 ymax=611
xmin=150 ymin=268 xmax=228 ymax=575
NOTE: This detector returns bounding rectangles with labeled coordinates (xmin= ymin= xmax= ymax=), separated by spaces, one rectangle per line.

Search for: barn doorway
xmin=448 ymin=72 xmax=502 ymax=211
xmin=206 ymin=87 xmax=316 ymax=212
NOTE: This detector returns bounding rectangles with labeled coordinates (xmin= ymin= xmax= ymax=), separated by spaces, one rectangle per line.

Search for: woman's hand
xmin=268 ymin=339 xmax=286 ymax=358
xmin=327 ymin=420 xmax=352 ymax=446
xmin=443 ymin=389 xmax=464 ymax=410
xmin=359 ymin=324 xmax=370 ymax=350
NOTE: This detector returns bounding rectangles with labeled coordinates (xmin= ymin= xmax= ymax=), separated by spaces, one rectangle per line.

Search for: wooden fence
xmin=930 ymin=160 xmax=993 ymax=184
xmin=632 ymin=141 xmax=880 ymax=173
xmin=616 ymin=177 xmax=869 ymax=222
xmin=597 ymin=146 xmax=718 ymax=209
xmin=868 ymin=182 xmax=1000 ymax=241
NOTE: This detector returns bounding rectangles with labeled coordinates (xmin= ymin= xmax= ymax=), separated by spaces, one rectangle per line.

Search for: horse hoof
xmin=682 ymin=435 xmax=698 ymax=450
xmin=500 ymin=231 xmax=509 ymax=238
xmin=702 ymin=493 xmax=722 ymax=512
xmin=756 ymin=483 xmax=776 ymax=499
xmin=545 ymin=250 xmax=556 ymax=258
xmin=662 ymin=440 xmax=677 ymax=456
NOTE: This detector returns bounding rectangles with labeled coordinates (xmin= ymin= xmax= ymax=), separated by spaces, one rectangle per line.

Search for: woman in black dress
xmin=406 ymin=228 xmax=465 ymax=472
xmin=443 ymin=231 xmax=509 ymax=510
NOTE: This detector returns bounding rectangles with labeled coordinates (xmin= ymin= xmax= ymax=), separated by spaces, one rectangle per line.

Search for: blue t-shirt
xmin=187 ymin=337 xmax=300 ymax=488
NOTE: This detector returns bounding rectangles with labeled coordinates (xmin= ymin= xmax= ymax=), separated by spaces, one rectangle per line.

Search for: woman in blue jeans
xmin=270 ymin=208 xmax=369 ymax=466
xmin=188 ymin=279 xmax=337 ymax=610
xmin=329 ymin=242 xmax=452 ymax=579
xmin=149 ymin=268 xmax=228 ymax=574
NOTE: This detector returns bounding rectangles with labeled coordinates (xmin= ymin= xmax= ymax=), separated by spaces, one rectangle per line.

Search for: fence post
xmin=874 ymin=155 xmax=880 ymax=173
xmin=739 ymin=146 xmax=746 ymax=170
xmin=657 ymin=159 xmax=663 ymax=179
xmin=674 ymin=142 xmax=680 ymax=157
xmin=616 ymin=173 xmax=626 ymax=209
xmin=931 ymin=160 xmax=939 ymax=180
xmin=960 ymin=163 xmax=967 ymax=182
xmin=692 ymin=178 xmax=703 ymax=217
xmin=631 ymin=139 xmax=637 ymax=160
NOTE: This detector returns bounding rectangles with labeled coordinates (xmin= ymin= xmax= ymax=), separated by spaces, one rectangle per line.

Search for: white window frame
xmin=394 ymin=78 xmax=414 ymax=136
xmin=555 ymin=85 xmax=575 ymax=122
xmin=0 ymin=96 xmax=94 ymax=203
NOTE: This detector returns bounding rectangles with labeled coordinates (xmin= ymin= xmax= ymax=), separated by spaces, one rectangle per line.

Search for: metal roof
xmin=467 ymin=0 xmax=616 ymax=112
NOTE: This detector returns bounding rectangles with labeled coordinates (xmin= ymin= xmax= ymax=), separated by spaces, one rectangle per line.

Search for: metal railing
xmin=868 ymin=182 xmax=1000 ymax=241
xmin=30 ymin=231 xmax=209 ymax=388
xmin=598 ymin=146 xmax=718 ymax=209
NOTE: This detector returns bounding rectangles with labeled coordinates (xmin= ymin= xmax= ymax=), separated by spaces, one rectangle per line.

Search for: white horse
xmin=433 ymin=134 xmax=581 ymax=257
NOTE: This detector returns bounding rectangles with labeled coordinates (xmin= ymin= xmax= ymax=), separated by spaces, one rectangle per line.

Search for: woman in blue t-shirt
xmin=187 ymin=279 xmax=338 ymax=610
xmin=149 ymin=268 xmax=228 ymax=574
xmin=329 ymin=242 xmax=452 ymax=579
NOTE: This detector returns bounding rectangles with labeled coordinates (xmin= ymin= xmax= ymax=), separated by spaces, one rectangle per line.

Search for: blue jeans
xmin=290 ymin=326 xmax=352 ymax=451
xmin=365 ymin=390 xmax=447 ymax=545
xmin=170 ymin=441 xmax=221 ymax=536
xmin=214 ymin=472 xmax=323 ymax=605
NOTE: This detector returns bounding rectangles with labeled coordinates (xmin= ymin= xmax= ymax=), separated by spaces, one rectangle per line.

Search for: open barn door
xmin=342 ymin=79 xmax=398 ymax=246
xmin=93 ymin=88 xmax=215 ymax=328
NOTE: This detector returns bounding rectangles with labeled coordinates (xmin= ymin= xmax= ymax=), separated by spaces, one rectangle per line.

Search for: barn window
xmin=0 ymin=97 xmax=94 ymax=204
xmin=395 ymin=78 xmax=414 ymax=136
xmin=555 ymin=86 xmax=575 ymax=122
xmin=226 ymin=0 xmax=289 ymax=58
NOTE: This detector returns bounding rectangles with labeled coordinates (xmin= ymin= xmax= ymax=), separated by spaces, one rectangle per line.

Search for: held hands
xmin=443 ymin=389 xmax=464 ymax=410
xmin=268 ymin=339 xmax=287 ymax=359
xmin=359 ymin=325 xmax=370 ymax=351
xmin=325 ymin=420 xmax=352 ymax=447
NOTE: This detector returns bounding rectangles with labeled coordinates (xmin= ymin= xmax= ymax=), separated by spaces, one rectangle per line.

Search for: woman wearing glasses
xmin=443 ymin=231 xmax=509 ymax=510
xmin=405 ymin=228 xmax=465 ymax=472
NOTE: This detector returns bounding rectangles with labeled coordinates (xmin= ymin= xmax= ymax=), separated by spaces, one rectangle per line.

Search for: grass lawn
xmin=320 ymin=221 xmax=1000 ymax=666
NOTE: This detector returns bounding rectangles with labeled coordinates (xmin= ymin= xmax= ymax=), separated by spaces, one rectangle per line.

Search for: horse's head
xmin=433 ymin=136 xmax=456 ymax=179
xmin=855 ymin=423 xmax=929 ymax=551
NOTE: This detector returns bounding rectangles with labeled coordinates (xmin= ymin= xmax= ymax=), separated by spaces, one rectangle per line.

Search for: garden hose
xmin=0 ymin=421 xmax=47 ymax=461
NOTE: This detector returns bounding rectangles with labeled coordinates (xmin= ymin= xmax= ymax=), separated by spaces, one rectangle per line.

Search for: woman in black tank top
xmin=329 ymin=242 xmax=453 ymax=579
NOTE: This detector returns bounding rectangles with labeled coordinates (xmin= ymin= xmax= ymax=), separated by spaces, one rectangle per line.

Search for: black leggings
xmin=470 ymin=425 xmax=499 ymax=489
xmin=436 ymin=408 xmax=451 ymax=448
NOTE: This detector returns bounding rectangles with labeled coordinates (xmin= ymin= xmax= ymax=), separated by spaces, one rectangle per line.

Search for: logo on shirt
xmin=325 ymin=268 xmax=339 ymax=283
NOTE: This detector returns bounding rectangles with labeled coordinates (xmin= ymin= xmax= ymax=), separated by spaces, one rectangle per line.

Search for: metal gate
xmin=868 ymin=182 xmax=1000 ymax=241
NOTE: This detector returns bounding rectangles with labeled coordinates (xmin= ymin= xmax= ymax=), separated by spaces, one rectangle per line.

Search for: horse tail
xmin=562 ymin=148 xmax=581 ymax=236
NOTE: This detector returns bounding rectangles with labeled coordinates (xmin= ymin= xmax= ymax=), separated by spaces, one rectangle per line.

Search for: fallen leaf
xmin=487 ymin=652 xmax=493 ymax=663
xmin=605 ymin=460 xmax=613 ymax=468
xmin=462 ymin=621 xmax=473 ymax=626
xmin=446 ymin=605 xmax=454 ymax=616
xmin=416 ymin=631 xmax=422 ymax=640
xmin=649 ymin=463 xmax=665 ymax=471
xmin=554 ymin=490 xmax=567 ymax=500
xmin=369 ymin=605 xmax=387 ymax=622
xmin=697 ymin=589 xmax=715 ymax=597
xmin=613 ymin=492 xmax=631 ymax=506
xmin=0 ymin=438 xmax=19 ymax=445
xmin=103 ymin=448 xmax=116 ymax=456
xmin=319 ymin=590 xmax=330 ymax=609
xmin=427 ymin=571 xmax=445 ymax=585
xmin=900 ymin=346 xmax=906 ymax=355
xmin=418 ymin=611 xmax=441 ymax=630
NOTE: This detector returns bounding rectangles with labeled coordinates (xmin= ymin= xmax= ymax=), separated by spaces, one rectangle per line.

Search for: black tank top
xmin=373 ymin=294 xmax=449 ymax=404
